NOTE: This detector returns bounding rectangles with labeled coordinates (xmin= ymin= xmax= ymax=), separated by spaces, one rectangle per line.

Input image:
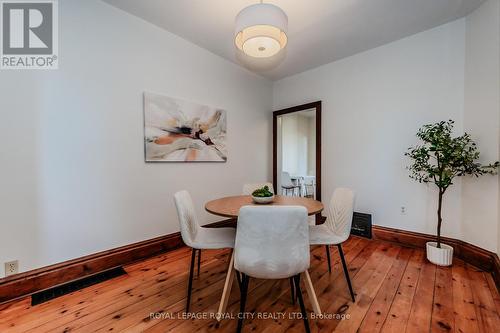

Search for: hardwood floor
xmin=0 ymin=236 xmax=499 ymax=332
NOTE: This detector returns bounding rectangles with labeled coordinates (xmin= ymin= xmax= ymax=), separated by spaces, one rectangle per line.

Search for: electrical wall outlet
xmin=400 ymin=206 xmax=407 ymax=215
xmin=4 ymin=260 xmax=19 ymax=276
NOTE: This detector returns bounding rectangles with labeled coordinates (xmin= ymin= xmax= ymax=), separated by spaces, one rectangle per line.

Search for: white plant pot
xmin=426 ymin=242 xmax=453 ymax=266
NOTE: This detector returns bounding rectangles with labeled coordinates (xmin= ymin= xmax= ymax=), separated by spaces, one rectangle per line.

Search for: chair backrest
xmin=242 ymin=182 xmax=274 ymax=195
xmin=234 ymin=206 xmax=309 ymax=279
xmin=173 ymin=190 xmax=200 ymax=248
xmin=325 ymin=188 xmax=355 ymax=242
xmin=303 ymin=176 xmax=315 ymax=185
xmin=281 ymin=172 xmax=294 ymax=187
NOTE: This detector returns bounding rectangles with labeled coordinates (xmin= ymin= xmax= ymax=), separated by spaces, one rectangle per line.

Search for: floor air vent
xmin=31 ymin=267 xmax=127 ymax=306
xmin=351 ymin=212 xmax=372 ymax=239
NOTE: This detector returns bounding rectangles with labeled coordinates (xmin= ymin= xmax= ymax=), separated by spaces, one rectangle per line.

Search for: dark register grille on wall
xmin=351 ymin=212 xmax=372 ymax=239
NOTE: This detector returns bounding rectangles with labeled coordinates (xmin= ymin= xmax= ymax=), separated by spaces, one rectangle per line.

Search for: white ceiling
xmin=102 ymin=0 xmax=484 ymax=81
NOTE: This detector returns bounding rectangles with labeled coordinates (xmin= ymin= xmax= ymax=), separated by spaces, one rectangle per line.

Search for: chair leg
xmin=186 ymin=248 xmax=196 ymax=313
xmin=289 ymin=277 xmax=295 ymax=304
xmin=337 ymin=244 xmax=355 ymax=302
xmin=197 ymin=249 xmax=201 ymax=277
xmin=325 ymin=245 xmax=332 ymax=273
xmin=293 ymin=274 xmax=311 ymax=333
xmin=236 ymin=271 xmax=242 ymax=291
xmin=237 ymin=273 xmax=250 ymax=333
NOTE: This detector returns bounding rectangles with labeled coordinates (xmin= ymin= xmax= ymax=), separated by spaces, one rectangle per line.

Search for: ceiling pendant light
xmin=234 ymin=1 xmax=288 ymax=58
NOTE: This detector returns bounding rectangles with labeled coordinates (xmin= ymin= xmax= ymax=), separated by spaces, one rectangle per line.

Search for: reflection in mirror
xmin=277 ymin=109 xmax=316 ymax=198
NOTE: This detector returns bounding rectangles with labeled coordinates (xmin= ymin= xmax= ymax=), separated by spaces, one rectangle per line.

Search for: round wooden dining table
xmin=205 ymin=195 xmax=324 ymax=218
xmin=205 ymin=194 xmax=324 ymax=321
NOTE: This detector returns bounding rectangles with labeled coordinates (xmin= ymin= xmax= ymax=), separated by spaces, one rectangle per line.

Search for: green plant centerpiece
xmin=252 ymin=185 xmax=273 ymax=197
xmin=406 ymin=120 xmax=498 ymax=265
xmin=251 ymin=185 xmax=275 ymax=204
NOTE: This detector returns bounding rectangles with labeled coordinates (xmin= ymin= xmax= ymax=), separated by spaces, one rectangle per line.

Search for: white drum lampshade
xmin=235 ymin=3 xmax=288 ymax=58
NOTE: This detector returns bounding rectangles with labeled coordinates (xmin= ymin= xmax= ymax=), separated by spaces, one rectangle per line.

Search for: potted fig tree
xmin=406 ymin=120 xmax=498 ymax=266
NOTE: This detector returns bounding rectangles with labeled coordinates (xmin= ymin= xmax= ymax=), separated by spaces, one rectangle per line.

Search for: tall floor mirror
xmin=273 ymin=101 xmax=321 ymax=204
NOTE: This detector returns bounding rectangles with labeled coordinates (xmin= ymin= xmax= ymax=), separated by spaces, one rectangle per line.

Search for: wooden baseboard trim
xmin=372 ymin=225 xmax=500 ymax=290
xmin=0 ymin=218 xmax=236 ymax=304
xmin=493 ymin=255 xmax=500 ymax=292
xmin=2 ymin=221 xmax=497 ymax=303
xmin=0 ymin=232 xmax=184 ymax=304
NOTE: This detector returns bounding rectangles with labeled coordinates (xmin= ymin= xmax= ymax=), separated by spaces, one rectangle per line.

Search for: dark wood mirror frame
xmin=273 ymin=101 xmax=322 ymax=201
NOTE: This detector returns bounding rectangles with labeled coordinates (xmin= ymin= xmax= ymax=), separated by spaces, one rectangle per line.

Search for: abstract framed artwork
xmin=144 ymin=92 xmax=227 ymax=162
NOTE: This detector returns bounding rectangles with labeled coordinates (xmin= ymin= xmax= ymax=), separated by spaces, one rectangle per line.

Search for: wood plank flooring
xmin=0 ymin=236 xmax=499 ymax=332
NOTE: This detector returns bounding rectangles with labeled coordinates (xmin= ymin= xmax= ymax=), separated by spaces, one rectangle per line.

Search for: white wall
xmin=274 ymin=2 xmax=500 ymax=253
xmin=0 ymin=73 xmax=42 ymax=278
xmin=281 ymin=114 xmax=300 ymax=175
xmin=280 ymin=113 xmax=315 ymax=177
xmin=296 ymin=115 xmax=309 ymax=175
xmin=274 ymin=19 xmax=467 ymax=242
xmin=1 ymin=0 xmax=498 ymax=278
xmin=307 ymin=117 xmax=316 ymax=176
xmin=463 ymin=0 xmax=500 ymax=254
xmin=0 ymin=0 xmax=273 ymax=277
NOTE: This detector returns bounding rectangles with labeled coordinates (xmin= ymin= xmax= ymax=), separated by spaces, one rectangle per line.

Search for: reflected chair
xmin=281 ymin=172 xmax=300 ymax=196
xmin=174 ymin=190 xmax=236 ymax=312
xmin=309 ymin=188 xmax=356 ymax=302
xmin=303 ymin=179 xmax=315 ymax=199
xmin=242 ymin=182 xmax=274 ymax=195
xmin=234 ymin=206 xmax=313 ymax=333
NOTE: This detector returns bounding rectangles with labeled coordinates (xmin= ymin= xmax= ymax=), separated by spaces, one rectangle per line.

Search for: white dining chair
xmin=174 ymin=190 xmax=236 ymax=312
xmin=303 ymin=178 xmax=315 ymax=199
xmin=242 ymin=182 xmax=274 ymax=195
xmin=234 ymin=206 xmax=314 ymax=333
xmin=281 ymin=171 xmax=300 ymax=196
xmin=309 ymin=188 xmax=356 ymax=302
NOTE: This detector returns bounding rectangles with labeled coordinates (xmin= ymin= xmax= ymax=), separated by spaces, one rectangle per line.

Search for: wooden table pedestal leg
xmin=217 ymin=251 xmax=235 ymax=321
xmin=302 ymin=270 xmax=322 ymax=315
